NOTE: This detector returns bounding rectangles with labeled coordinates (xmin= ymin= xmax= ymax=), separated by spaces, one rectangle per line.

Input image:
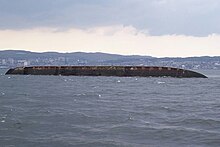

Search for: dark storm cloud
xmin=0 ymin=0 xmax=220 ymax=36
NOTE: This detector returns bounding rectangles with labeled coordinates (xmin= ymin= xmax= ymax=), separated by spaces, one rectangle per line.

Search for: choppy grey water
xmin=0 ymin=69 xmax=220 ymax=147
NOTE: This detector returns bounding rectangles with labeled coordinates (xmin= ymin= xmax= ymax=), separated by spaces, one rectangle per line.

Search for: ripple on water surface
xmin=0 ymin=69 xmax=220 ymax=146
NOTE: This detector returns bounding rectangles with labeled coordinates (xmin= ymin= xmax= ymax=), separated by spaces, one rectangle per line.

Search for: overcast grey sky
xmin=0 ymin=0 xmax=220 ymax=36
xmin=0 ymin=0 xmax=220 ymax=57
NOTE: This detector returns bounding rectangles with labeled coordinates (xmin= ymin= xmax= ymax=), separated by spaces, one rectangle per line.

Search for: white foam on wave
xmin=75 ymin=93 xmax=86 ymax=96
xmin=157 ymin=81 xmax=166 ymax=84
xmin=2 ymin=115 xmax=7 ymax=119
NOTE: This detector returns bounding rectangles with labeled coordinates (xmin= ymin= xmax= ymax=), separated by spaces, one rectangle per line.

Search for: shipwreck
xmin=5 ymin=66 xmax=207 ymax=78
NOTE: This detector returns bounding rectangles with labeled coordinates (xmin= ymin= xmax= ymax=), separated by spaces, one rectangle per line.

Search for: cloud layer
xmin=1 ymin=26 xmax=219 ymax=57
xmin=1 ymin=0 xmax=219 ymax=57
xmin=0 ymin=0 xmax=220 ymax=36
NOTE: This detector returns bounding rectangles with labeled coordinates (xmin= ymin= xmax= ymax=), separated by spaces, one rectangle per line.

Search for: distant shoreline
xmin=0 ymin=50 xmax=220 ymax=70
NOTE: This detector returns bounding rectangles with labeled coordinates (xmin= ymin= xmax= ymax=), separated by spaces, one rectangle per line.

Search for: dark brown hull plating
xmin=5 ymin=66 xmax=207 ymax=78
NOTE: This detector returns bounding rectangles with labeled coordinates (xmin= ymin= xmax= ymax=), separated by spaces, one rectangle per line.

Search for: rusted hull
xmin=5 ymin=66 xmax=207 ymax=78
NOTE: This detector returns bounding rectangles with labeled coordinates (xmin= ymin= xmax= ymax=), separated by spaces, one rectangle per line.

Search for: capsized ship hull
xmin=5 ymin=66 xmax=207 ymax=78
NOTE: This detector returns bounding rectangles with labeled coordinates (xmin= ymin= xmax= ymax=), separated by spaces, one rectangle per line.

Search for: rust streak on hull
xmin=5 ymin=66 xmax=207 ymax=78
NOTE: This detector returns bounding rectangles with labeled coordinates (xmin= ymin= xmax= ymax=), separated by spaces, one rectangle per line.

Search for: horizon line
xmin=0 ymin=49 xmax=219 ymax=58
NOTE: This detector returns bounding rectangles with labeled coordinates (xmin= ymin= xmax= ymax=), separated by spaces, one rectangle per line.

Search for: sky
xmin=0 ymin=0 xmax=220 ymax=57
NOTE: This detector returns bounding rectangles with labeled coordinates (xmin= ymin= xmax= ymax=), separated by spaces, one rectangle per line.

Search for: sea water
xmin=0 ymin=69 xmax=220 ymax=147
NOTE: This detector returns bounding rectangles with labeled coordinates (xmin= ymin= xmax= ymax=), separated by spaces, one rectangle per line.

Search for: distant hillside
xmin=0 ymin=50 xmax=152 ymax=62
xmin=0 ymin=50 xmax=220 ymax=69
